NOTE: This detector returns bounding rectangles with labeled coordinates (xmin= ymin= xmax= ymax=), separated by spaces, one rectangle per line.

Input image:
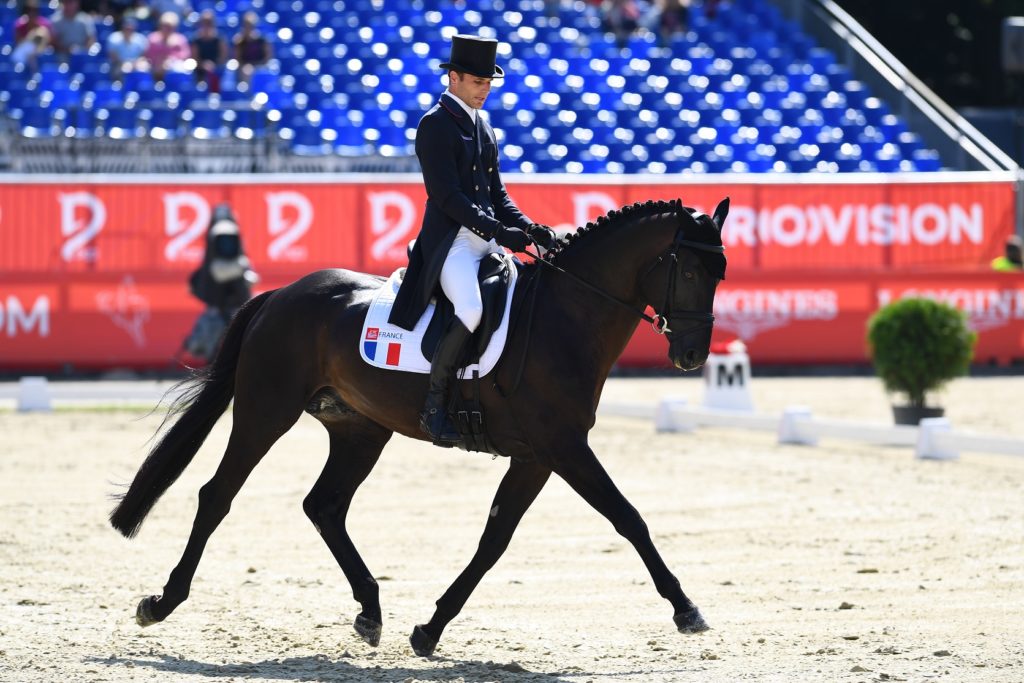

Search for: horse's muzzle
xmin=671 ymin=347 xmax=708 ymax=372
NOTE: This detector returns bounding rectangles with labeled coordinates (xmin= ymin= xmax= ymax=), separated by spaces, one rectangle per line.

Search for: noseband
xmin=526 ymin=222 xmax=724 ymax=336
xmin=648 ymin=229 xmax=725 ymax=336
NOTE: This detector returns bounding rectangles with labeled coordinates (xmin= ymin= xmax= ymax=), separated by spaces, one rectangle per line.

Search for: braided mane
xmin=544 ymin=199 xmax=690 ymax=263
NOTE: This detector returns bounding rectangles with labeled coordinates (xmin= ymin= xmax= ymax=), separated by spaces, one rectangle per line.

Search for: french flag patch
xmin=364 ymin=327 xmax=401 ymax=366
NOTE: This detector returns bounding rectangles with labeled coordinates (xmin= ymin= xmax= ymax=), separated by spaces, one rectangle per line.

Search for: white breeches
xmin=439 ymin=228 xmax=502 ymax=332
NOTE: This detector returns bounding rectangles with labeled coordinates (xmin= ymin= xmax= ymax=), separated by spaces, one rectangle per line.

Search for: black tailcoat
xmin=387 ymin=93 xmax=532 ymax=330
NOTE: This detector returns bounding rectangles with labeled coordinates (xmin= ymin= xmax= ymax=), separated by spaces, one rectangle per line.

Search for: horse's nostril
xmin=684 ymin=349 xmax=698 ymax=365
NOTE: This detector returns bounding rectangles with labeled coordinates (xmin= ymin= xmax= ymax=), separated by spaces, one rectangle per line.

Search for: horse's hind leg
xmin=411 ymin=459 xmax=551 ymax=657
xmin=302 ymin=415 xmax=391 ymax=646
xmin=136 ymin=392 xmax=306 ymax=626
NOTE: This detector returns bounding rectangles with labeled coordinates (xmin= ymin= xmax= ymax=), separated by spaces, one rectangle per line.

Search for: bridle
xmin=523 ymin=222 xmax=725 ymax=336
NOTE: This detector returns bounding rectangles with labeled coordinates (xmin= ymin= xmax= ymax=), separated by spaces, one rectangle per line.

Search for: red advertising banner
xmin=1 ymin=270 xmax=1022 ymax=370
xmin=0 ymin=176 xmax=1020 ymax=370
xmin=0 ymin=177 xmax=1015 ymax=275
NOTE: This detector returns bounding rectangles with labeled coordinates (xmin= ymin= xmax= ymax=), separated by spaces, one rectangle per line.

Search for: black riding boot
xmin=419 ymin=318 xmax=471 ymax=445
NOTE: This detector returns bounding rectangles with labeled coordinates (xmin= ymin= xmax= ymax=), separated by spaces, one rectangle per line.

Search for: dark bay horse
xmin=110 ymin=197 xmax=729 ymax=657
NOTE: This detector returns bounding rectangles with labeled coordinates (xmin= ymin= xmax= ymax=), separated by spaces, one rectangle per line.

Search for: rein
xmin=521 ymin=231 xmax=724 ymax=335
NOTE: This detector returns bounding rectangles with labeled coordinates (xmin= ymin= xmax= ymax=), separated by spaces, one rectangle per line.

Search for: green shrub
xmin=866 ymin=298 xmax=976 ymax=408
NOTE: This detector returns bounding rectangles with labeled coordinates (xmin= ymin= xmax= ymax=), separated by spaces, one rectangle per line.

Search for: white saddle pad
xmin=359 ymin=258 xmax=518 ymax=377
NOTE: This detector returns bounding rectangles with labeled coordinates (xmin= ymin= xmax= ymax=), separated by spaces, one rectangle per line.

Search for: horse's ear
xmin=712 ymin=197 xmax=730 ymax=230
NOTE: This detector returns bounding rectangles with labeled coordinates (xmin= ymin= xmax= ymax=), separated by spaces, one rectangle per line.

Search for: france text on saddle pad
xmin=359 ymin=265 xmax=518 ymax=376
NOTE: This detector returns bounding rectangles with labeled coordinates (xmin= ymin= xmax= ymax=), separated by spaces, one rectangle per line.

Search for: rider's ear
xmin=712 ymin=197 xmax=730 ymax=230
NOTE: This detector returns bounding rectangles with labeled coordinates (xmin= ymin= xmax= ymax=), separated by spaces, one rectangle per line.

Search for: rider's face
xmin=449 ymin=71 xmax=492 ymax=109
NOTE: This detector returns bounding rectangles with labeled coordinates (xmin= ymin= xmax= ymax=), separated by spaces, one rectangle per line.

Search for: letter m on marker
xmin=716 ymin=363 xmax=745 ymax=387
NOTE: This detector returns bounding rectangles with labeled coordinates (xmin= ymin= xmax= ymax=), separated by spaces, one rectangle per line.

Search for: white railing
xmin=598 ymin=397 xmax=1024 ymax=461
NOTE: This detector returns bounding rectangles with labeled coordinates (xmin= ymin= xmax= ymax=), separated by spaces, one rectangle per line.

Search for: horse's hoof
xmin=409 ymin=624 xmax=437 ymax=657
xmin=674 ymin=606 xmax=710 ymax=633
xmin=135 ymin=596 xmax=161 ymax=627
xmin=353 ymin=614 xmax=382 ymax=647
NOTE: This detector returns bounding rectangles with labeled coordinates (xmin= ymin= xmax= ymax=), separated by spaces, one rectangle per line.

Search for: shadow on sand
xmin=85 ymin=652 xmax=695 ymax=682
xmin=87 ymin=652 xmax=567 ymax=682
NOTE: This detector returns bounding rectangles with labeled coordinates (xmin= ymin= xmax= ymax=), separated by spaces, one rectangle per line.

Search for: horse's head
xmin=644 ymin=198 xmax=729 ymax=371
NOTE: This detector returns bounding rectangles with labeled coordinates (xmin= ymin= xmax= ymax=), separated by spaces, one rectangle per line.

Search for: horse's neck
xmin=558 ymin=215 xmax=675 ymax=304
xmin=542 ymin=215 xmax=676 ymax=383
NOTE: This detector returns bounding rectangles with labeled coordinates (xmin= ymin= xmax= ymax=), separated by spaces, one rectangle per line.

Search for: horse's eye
xmin=683 ymin=271 xmax=694 ymax=279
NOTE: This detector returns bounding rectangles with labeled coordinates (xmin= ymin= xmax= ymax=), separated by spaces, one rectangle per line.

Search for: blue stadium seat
xmin=18 ymin=104 xmax=57 ymax=138
xmin=911 ymin=149 xmax=942 ymax=172
xmin=97 ymin=105 xmax=141 ymax=139
xmin=59 ymin=105 xmax=98 ymax=138
xmin=146 ymin=106 xmax=182 ymax=140
xmin=231 ymin=108 xmax=270 ymax=141
xmin=291 ymin=121 xmax=331 ymax=155
xmin=183 ymin=106 xmax=229 ymax=140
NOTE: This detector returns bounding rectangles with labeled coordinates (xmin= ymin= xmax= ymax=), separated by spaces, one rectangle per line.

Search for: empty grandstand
xmin=3 ymin=0 xmax=1008 ymax=174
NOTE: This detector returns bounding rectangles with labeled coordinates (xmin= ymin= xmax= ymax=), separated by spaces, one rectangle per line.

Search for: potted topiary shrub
xmin=866 ymin=297 xmax=976 ymax=425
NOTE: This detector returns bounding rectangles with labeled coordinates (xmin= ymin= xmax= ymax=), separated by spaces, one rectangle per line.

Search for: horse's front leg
xmin=411 ymin=459 xmax=551 ymax=657
xmin=552 ymin=441 xmax=708 ymax=634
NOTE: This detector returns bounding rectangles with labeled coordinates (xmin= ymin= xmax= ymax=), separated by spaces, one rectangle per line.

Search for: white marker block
xmin=702 ymin=351 xmax=754 ymax=412
xmin=915 ymin=417 xmax=959 ymax=461
xmin=778 ymin=405 xmax=816 ymax=445
xmin=17 ymin=376 xmax=52 ymax=412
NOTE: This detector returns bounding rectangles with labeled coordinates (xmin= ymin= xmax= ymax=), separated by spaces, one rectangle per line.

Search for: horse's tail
xmin=109 ymin=290 xmax=275 ymax=539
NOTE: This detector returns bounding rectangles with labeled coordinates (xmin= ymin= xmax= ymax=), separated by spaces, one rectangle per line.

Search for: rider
xmin=388 ymin=34 xmax=556 ymax=445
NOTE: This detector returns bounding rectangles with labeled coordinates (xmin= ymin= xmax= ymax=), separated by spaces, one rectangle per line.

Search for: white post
xmin=655 ymin=396 xmax=692 ymax=433
xmin=778 ymin=405 xmax=817 ymax=445
xmin=915 ymin=417 xmax=959 ymax=461
xmin=17 ymin=376 xmax=52 ymax=412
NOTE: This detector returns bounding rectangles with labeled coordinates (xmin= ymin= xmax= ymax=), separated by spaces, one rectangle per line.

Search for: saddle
xmin=421 ymin=252 xmax=513 ymax=365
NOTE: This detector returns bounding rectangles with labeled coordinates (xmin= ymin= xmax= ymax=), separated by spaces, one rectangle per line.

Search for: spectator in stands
xmin=703 ymin=0 xmax=724 ymax=19
xmin=184 ymin=203 xmax=259 ymax=362
xmin=191 ymin=9 xmax=227 ymax=93
xmin=11 ymin=26 xmax=52 ymax=70
xmin=387 ymin=34 xmax=555 ymax=444
xmin=50 ymin=0 xmax=96 ymax=57
xmin=992 ymin=235 xmax=1023 ymax=272
xmin=148 ymin=0 xmax=190 ymax=22
xmin=603 ymin=0 xmax=642 ymax=48
xmin=144 ymin=11 xmax=190 ymax=82
xmin=107 ymin=0 xmax=141 ymax=23
xmin=232 ymin=11 xmax=272 ymax=85
xmin=14 ymin=0 xmax=53 ymax=48
xmin=655 ymin=0 xmax=689 ymax=44
xmin=106 ymin=15 xmax=147 ymax=77
xmin=12 ymin=0 xmax=53 ymax=71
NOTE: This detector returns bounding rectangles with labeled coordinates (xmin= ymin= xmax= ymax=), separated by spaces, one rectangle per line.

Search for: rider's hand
xmin=528 ymin=224 xmax=557 ymax=250
xmin=495 ymin=225 xmax=531 ymax=252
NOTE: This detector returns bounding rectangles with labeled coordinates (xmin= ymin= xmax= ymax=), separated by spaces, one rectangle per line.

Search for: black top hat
xmin=439 ymin=34 xmax=504 ymax=79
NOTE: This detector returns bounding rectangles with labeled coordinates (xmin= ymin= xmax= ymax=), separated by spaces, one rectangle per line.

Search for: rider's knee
xmin=455 ymin=305 xmax=483 ymax=333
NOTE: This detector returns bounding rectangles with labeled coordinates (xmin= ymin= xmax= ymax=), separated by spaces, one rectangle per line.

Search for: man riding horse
xmin=388 ymin=34 xmax=556 ymax=445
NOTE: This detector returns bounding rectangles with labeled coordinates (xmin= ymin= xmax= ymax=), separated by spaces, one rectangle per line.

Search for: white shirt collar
xmin=444 ymin=89 xmax=477 ymax=123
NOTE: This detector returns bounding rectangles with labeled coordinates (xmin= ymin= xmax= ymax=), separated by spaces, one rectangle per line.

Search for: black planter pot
xmin=892 ymin=405 xmax=945 ymax=425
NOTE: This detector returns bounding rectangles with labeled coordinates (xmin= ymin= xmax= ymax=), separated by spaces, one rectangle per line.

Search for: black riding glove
xmin=529 ymin=224 xmax=557 ymax=250
xmin=496 ymin=225 xmax=531 ymax=252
